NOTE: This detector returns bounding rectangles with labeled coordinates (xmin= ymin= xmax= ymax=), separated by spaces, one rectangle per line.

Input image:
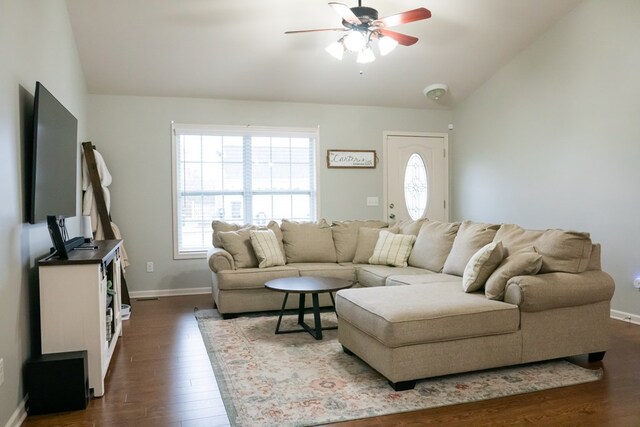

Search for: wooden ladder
xmin=82 ymin=141 xmax=130 ymax=305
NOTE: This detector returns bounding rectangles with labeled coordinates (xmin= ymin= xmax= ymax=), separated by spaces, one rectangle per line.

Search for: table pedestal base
xmin=274 ymin=292 xmax=337 ymax=340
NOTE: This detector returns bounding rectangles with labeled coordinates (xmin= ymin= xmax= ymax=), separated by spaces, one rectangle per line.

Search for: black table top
xmin=265 ymin=276 xmax=354 ymax=293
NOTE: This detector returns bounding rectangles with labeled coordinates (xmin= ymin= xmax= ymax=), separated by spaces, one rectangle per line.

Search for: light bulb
xmin=325 ymin=40 xmax=344 ymax=60
xmin=356 ymin=47 xmax=376 ymax=64
xmin=343 ymin=31 xmax=367 ymax=52
xmin=378 ymin=36 xmax=398 ymax=56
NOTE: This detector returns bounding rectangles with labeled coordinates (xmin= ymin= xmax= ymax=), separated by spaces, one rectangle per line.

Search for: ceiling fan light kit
xmin=424 ymin=84 xmax=449 ymax=101
xmin=378 ymin=36 xmax=398 ymax=56
xmin=286 ymin=1 xmax=431 ymax=63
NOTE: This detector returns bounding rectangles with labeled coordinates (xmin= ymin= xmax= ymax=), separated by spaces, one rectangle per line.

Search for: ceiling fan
xmin=285 ymin=1 xmax=431 ymax=63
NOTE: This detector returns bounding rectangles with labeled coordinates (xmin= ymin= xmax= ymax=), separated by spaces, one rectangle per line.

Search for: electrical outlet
xmin=146 ymin=261 xmax=154 ymax=273
xmin=0 ymin=358 xmax=5 ymax=387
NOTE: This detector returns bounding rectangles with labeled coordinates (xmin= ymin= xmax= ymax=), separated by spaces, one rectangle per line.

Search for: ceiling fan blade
xmin=374 ymin=7 xmax=431 ymax=28
xmin=285 ymin=28 xmax=348 ymax=34
xmin=328 ymin=2 xmax=362 ymax=26
xmin=378 ymin=28 xmax=419 ymax=46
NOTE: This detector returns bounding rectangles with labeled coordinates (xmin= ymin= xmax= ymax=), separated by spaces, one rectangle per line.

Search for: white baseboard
xmin=5 ymin=396 xmax=27 ymax=427
xmin=610 ymin=309 xmax=640 ymax=325
xmin=129 ymin=287 xmax=210 ymax=299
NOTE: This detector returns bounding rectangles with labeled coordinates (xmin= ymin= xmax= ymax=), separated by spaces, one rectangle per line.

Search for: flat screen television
xmin=29 ymin=81 xmax=78 ymax=224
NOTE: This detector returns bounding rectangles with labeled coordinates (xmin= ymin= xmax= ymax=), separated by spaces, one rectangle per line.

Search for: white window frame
xmin=171 ymin=123 xmax=321 ymax=259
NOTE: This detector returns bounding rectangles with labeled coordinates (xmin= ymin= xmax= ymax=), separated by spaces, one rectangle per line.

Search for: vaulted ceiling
xmin=66 ymin=0 xmax=582 ymax=109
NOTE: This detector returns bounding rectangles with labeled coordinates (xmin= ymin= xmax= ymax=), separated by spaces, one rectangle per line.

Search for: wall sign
xmin=327 ymin=150 xmax=376 ymax=169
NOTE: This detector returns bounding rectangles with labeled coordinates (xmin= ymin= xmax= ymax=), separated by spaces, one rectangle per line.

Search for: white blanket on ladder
xmin=82 ymin=148 xmax=130 ymax=267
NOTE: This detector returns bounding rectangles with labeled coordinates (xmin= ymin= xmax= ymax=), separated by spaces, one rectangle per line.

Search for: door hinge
xmin=444 ymin=200 xmax=447 ymax=209
xmin=443 ymin=148 xmax=446 ymax=158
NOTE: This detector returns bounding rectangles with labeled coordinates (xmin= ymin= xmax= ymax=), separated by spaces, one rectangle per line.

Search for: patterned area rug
xmin=196 ymin=310 xmax=602 ymax=427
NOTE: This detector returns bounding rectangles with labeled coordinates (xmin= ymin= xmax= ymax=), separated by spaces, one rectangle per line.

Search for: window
xmin=172 ymin=123 xmax=319 ymax=258
xmin=404 ymin=153 xmax=428 ymax=220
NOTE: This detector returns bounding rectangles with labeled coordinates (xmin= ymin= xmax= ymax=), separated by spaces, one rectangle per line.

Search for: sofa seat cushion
xmin=289 ymin=263 xmax=356 ymax=281
xmin=216 ymin=266 xmax=299 ymax=291
xmin=357 ymin=265 xmax=431 ymax=287
xmin=385 ymin=273 xmax=462 ymax=287
xmin=336 ymin=284 xmax=520 ymax=348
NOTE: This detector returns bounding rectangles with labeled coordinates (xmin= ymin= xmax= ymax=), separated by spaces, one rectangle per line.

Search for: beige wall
xmin=452 ymin=0 xmax=640 ymax=315
xmin=0 ymin=0 xmax=88 ymax=424
xmin=87 ymin=95 xmax=453 ymax=293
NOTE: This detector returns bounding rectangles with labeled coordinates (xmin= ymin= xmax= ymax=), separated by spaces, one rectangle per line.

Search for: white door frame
xmin=382 ymin=131 xmax=450 ymax=222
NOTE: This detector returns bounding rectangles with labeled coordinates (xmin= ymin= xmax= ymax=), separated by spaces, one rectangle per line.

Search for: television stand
xmin=38 ymin=239 xmax=123 ymax=397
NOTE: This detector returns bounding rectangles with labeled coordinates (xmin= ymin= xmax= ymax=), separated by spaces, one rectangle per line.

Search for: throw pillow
xmin=280 ymin=219 xmax=337 ymax=263
xmin=217 ymin=229 xmax=258 ymax=268
xmin=485 ymin=249 xmax=543 ymax=300
xmin=462 ymin=241 xmax=504 ymax=292
xmin=250 ymin=229 xmax=286 ymax=268
xmin=368 ymin=230 xmax=416 ymax=268
xmin=332 ymin=220 xmax=387 ymax=263
xmin=408 ymin=221 xmax=460 ymax=272
xmin=265 ymin=220 xmax=285 ymax=258
xmin=443 ymin=220 xmax=501 ymax=276
xmin=353 ymin=227 xmax=395 ymax=264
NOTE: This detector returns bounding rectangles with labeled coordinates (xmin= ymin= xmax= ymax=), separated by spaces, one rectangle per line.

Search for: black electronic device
xmin=46 ymin=215 xmax=68 ymax=259
xmin=29 ymin=82 xmax=78 ymax=224
xmin=46 ymin=216 xmax=85 ymax=259
xmin=25 ymin=351 xmax=89 ymax=415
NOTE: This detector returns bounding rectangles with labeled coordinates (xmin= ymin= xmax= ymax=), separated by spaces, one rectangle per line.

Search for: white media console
xmin=38 ymin=239 xmax=123 ymax=397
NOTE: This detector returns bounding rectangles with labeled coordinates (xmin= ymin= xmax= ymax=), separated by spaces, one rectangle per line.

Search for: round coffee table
xmin=265 ymin=276 xmax=354 ymax=340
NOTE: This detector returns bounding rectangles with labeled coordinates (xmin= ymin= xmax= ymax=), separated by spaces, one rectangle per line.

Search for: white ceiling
xmin=65 ymin=0 xmax=582 ymax=110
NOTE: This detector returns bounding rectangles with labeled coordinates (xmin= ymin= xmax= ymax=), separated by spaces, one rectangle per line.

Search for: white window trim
xmin=171 ymin=122 xmax=321 ymax=260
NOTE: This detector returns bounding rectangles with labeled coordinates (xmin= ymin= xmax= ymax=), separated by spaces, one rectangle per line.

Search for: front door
xmin=384 ymin=132 xmax=449 ymax=223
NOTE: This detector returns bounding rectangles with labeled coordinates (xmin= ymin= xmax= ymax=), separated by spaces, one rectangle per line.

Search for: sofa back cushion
xmin=332 ymin=220 xmax=387 ymax=263
xmin=443 ymin=220 xmax=500 ymax=276
xmin=281 ymin=219 xmax=337 ymax=263
xmin=212 ymin=220 xmax=250 ymax=248
xmin=353 ymin=227 xmax=395 ymax=264
xmin=493 ymin=224 xmax=544 ymax=257
xmin=389 ymin=218 xmax=428 ymax=236
xmin=368 ymin=231 xmax=416 ymax=268
xmin=217 ymin=228 xmax=258 ymax=268
xmin=494 ymin=224 xmax=592 ymax=274
xmin=212 ymin=219 xmax=283 ymax=247
xmin=408 ymin=221 xmax=460 ymax=272
xmin=535 ymin=229 xmax=592 ymax=274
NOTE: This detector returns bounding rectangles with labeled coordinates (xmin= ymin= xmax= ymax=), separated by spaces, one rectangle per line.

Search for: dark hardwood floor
xmin=23 ymin=294 xmax=640 ymax=427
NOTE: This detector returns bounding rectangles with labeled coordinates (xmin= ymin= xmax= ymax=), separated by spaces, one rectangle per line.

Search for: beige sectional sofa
xmin=206 ymin=218 xmax=614 ymax=390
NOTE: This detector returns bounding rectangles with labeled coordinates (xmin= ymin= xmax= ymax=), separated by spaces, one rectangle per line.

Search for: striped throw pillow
xmin=250 ymin=229 xmax=286 ymax=268
xmin=368 ymin=230 xmax=416 ymax=267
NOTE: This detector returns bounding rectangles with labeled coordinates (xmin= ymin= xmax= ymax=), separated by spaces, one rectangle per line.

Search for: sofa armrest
xmin=207 ymin=247 xmax=235 ymax=272
xmin=504 ymin=270 xmax=615 ymax=312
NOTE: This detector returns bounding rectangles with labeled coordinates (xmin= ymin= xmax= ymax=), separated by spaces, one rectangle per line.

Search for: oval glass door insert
xmin=404 ymin=153 xmax=428 ymax=220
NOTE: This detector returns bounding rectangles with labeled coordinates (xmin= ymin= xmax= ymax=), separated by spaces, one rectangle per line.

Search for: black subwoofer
xmin=25 ymin=350 xmax=89 ymax=415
